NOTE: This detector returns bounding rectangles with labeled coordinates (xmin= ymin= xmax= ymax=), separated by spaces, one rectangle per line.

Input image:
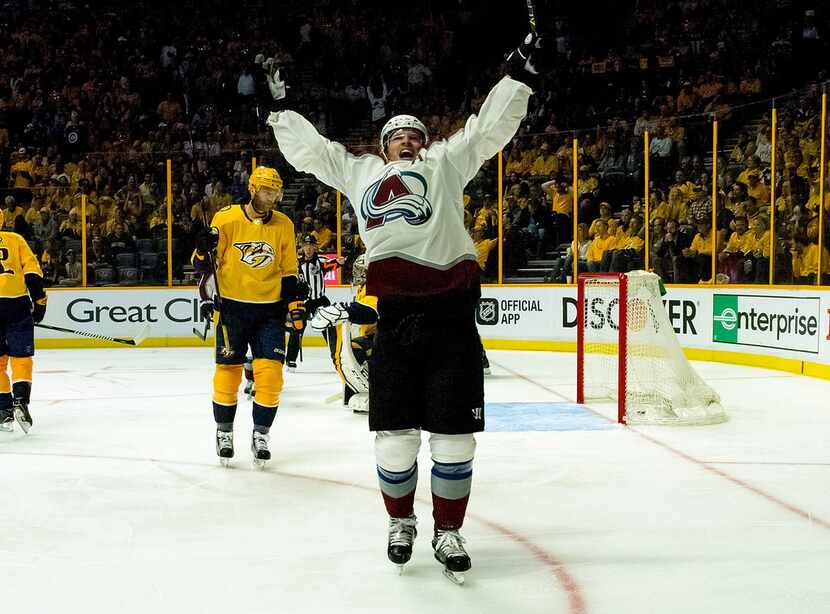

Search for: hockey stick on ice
xmin=36 ymin=322 xmax=149 ymax=346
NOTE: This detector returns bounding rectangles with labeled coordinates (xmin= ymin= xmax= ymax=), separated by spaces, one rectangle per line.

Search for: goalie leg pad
xmin=252 ymin=358 xmax=283 ymax=408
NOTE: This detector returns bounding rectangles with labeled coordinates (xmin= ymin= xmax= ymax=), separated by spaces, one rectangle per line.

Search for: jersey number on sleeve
xmin=0 ymin=247 xmax=13 ymax=275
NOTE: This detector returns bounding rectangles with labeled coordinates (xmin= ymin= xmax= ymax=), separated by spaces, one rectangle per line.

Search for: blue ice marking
xmin=484 ymin=402 xmax=616 ymax=432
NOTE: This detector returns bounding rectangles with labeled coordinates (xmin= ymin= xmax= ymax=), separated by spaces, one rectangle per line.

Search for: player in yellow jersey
xmin=0 ymin=209 xmax=47 ymax=433
xmin=309 ymin=255 xmax=378 ymax=413
xmin=191 ymin=166 xmax=305 ymax=467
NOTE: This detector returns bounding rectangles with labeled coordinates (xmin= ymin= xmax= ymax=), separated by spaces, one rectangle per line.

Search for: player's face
xmin=253 ymin=187 xmax=282 ymax=211
xmin=386 ymin=129 xmax=424 ymax=161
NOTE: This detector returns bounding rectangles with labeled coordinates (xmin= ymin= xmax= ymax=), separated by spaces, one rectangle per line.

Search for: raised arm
xmin=267 ymin=111 xmax=359 ymax=194
xmin=442 ymin=76 xmax=532 ymax=185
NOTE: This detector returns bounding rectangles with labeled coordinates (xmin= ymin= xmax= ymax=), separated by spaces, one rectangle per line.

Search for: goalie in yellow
xmin=191 ymin=166 xmax=304 ymax=467
xmin=0 ymin=209 xmax=47 ymax=434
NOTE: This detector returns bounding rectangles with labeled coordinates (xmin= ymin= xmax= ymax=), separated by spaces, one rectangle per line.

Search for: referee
xmin=286 ymin=235 xmax=345 ymax=370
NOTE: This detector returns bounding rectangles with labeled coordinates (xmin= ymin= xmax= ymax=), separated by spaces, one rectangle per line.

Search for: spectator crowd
xmin=1 ymin=0 xmax=828 ymax=286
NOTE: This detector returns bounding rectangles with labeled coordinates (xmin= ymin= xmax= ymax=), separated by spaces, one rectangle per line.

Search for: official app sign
xmin=712 ymin=294 xmax=820 ymax=354
xmin=476 ymin=298 xmax=499 ymax=325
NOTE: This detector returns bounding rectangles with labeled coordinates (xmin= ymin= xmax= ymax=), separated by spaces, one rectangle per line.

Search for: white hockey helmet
xmin=379 ymin=114 xmax=428 ymax=158
xmin=352 ymin=254 xmax=367 ymax=287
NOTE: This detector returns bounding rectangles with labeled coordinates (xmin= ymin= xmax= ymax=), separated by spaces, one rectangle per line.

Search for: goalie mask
xmin=352 ymin=254 xmax=367 ymax=287
xmin=379 ymin=115 xmax=428 ymax=160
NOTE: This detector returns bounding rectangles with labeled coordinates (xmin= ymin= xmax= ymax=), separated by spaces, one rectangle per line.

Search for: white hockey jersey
xmin=270 ymin=76 xmax=532 ymax=297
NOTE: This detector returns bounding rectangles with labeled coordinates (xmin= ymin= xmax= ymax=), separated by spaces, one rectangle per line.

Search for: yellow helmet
xmin=248 ymin=166 xmax=283 ymax=196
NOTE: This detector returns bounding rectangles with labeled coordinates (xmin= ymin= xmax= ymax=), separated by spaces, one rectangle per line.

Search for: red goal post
xmin=577 ymin=273 xmax=628 ymax=423
xmin=576 ymin=271 xmax=727 ymax=426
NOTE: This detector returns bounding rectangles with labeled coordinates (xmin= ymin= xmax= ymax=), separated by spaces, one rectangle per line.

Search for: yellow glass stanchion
xmin=572 ymin=137 xmax=578 ymax=283
xmin=770 ymin=107 xmax=776 ymax=285
xmin=819 ymin=92 xmax=827 ymax=286
xmin=644 ymin=131 xmax=650 ymax=272
xmin=81 ymin=194 xmax=87 ymax=288
xmin=166 ymin=159 xmax=173 ymax=287
xmin=336 ymin=191 xmax=342 ymax=284
xmin=497 ymin=150 xmax=503 ymax=285
xmin=711 ymin=120 xmax=718 ymax=283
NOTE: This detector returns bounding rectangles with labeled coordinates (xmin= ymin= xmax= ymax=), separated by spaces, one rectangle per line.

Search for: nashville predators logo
xmin=360 ymin=168 xmax=432 ymax=230
xmin=234 ymin=241 xmax=275 ymax=268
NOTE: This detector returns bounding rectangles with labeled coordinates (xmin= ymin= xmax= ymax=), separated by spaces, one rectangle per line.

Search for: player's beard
xmin=250 ymin=193 xmax=278 ymax=216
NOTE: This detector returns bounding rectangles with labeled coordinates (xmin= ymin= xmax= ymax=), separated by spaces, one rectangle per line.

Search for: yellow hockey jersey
xmin=207 ymin=206 xmax=298 ymax=304
xmin=0 ymin=231 xmax=43 ymax=299
xmin=355 ymin=284 xmax=378 ymax=337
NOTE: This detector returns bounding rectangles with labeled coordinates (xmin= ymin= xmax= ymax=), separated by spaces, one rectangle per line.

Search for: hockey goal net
xmin=577 ymin=271 xmax=727 ymax=425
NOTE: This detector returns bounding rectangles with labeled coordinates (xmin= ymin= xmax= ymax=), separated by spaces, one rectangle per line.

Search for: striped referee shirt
xmin=298 ymin=255 xmax=339 ymax=300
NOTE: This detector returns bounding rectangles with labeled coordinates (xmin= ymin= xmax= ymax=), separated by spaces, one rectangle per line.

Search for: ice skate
xmin=432 ymin=529 xmax=471 ymax=585
xmin=215 ymin=429 xmax=234 ymax=467
xmin=251 ymin=431 xmax=271 ymax=469
xmin=0 ymin=407 xmax=14 ymax=432
xmin=12 ymin=400 xmax=32 ymax=434
xmin=285 ymin=361 xmax=297 ymax=373
xmin=482 ymin=349 xmax=491 ymax=376
xmin=387 ymin=515 xmax=417 ymax=573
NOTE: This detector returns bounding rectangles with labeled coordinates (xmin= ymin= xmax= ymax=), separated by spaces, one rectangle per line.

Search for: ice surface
xmin=2 ymin=348 xmax=829 ymax=613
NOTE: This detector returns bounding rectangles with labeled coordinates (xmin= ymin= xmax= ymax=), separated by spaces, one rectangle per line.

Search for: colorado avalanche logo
xmin=234 ymin=241 xmax=275 ymax=269
xmin=360 ymin=168 xmax=432 ymax=230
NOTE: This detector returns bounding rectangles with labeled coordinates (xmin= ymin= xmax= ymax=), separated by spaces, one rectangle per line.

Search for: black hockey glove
xmin=195 ymin=227 xmax=219 ymax=255
xmin=199 ymin=299 xmax=215 ymax=322
xmin=32 ymin=297 xmax=47 ymax=324
xmin=287 ymin=301 xmax=306 ymax=332
xmin=505 ymin=32 xmax=545 ymax=89
xmin=26 ymin=274 xmax=47 ymax=324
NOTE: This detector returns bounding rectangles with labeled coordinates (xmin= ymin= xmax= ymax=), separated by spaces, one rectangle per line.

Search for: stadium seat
xmin=117 ymin=267 xmax=139 ymax=285
xmin=94 ymin=266 xmax=116 ymax=285
xmin=136 ymin=238 xmax=156 ymax=253
xmin=139 ymin=252 xmax=159 ymax=282
xmin=115 ymin=252 xmax=137 ymax=267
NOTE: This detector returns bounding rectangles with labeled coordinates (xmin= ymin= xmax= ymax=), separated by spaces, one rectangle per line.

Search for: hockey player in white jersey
xmin=268 ymin=32 xmax=543 ymax=583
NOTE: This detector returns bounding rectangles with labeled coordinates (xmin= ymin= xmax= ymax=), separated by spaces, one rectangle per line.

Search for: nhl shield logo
xmin=234 ymin=241 xmax=275 ymax=268
xmin=360 ymin=168 xmax=432 ymax=230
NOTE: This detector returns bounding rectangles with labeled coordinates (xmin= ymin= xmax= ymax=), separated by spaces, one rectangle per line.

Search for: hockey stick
xmin=192 ymin=319 xmax=210 ymax=341
xmin=199 ymin=209 xmax=233 ymax=357
xmin=36 ymin=322 xmax=149 ymax=346
xmin=526 ymin=0 xmax=537 ymax=33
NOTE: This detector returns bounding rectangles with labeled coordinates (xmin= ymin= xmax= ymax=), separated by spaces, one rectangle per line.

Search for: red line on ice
xmin=493 ymin=360 xmax=830 ymax=533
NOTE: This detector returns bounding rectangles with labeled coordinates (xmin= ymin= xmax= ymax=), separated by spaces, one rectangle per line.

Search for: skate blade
xmin=253 ymin=458 xmax=269 ymax=470
xmin=443 ymin=569 xmax=465 ymax=585
xmin=483 ymin=367 xmax=492 ymax=376
xmin=13 ymin=410 xmax=31 ymax=434
xmin=219 ymin=457 xmax=232 ymax=468
xmin=0 ymin=423 xmax=14 ymax=433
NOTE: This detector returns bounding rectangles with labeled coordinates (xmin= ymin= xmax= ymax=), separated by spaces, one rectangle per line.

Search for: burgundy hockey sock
xmin=431 ymin=460 xmax=473 ymax=530
xmin=377 ymin=463 xmax=417 ymax=518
